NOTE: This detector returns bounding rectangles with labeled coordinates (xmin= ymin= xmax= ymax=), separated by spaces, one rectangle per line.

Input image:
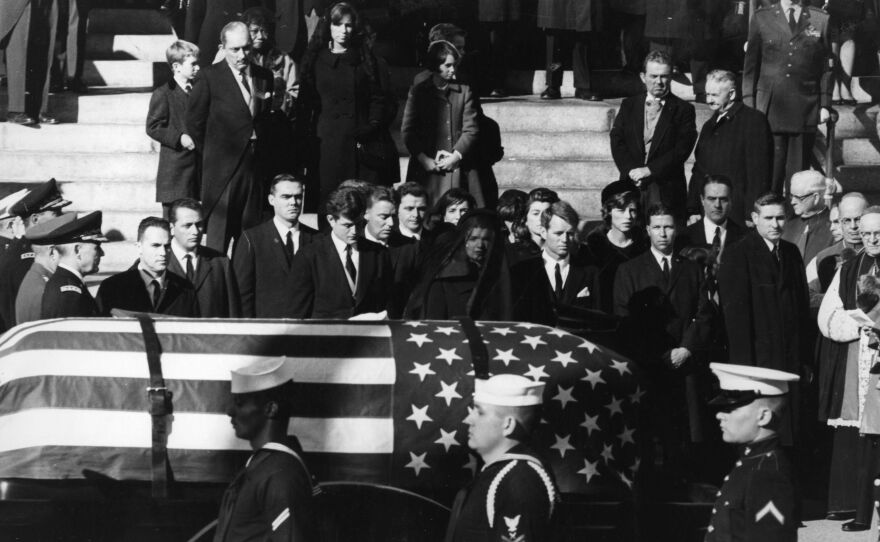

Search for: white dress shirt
xmin=170 ymin=239 xmax=198 ymax=275
xmin=331 ymin=232 xmax=359 ymax=292
xmin=703 ymin=218 xmax=728 ymax=247
xmin=273 ymin=216 xmax=301 ymax=255
xmin=399 ymin=224 xmax=420 ymax=241
xmin=542 ymin=250 xmax=570 ymax=292
xmin=650 ymin=246 xmax=673 ymax=271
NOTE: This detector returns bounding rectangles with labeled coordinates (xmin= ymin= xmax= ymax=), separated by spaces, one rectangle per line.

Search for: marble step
xmin=841 ymin=138 xmax=880 ymax=165
xmin=83 ymin=60 xmax=170 ymax=88
xmin=0 ymin=151 xmax=158 ymax=182
xmin=0 ymin=123 xmax=156 ymax=153
xmin=47 ymin=89 xmax=153 ymax=125
xmin=86 ymin=33 xmax=177 ymax=62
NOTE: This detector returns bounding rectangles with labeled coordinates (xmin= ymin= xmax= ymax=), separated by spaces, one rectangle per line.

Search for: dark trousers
xmin=608 ymin=9 xmax=646 ymax=73
xmin=3 ymin=0 xmax=57 ymax=115
xmin=828 ymin=426 xmax=859 ymax=514
xmin=772 ymin=132 xmax=815 ymax=196
xmin=544 ymin=30 xmax=592 ymax=92
xmin=855 ymin=434 xmax=880 ymax=525
xmin=483 ymin=21 xmax=516 ymax=92
xmin=53 ymin=0 xmax=87 ymax=84
xmin=204 ymin=142 xmax=263 ymax=253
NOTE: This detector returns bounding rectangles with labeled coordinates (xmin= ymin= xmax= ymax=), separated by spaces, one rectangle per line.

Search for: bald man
xmin=807 ymin=192 xmax=867 ymax=309
xmin=782 ymin=170 xmax=835 ymax=266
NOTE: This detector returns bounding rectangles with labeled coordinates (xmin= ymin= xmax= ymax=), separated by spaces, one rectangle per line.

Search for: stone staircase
xmin=0 ymin=6 xmax=877 ymax=278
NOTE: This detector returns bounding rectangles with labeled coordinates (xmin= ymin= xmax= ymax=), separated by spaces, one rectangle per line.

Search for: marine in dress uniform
xmin=447 ymin=374 xmax=560 ymax=542
xmin=215 ymin=358 xmax=317 ymax=542
xmin=15 ymin=212 xmax=77 ymax=325
xmin=0 ymin=190 xmax=30 ymax=255
xmin=705 ymin=363 xmax=800 ymax=542
xmin=39 ymin=211 xmax=106 ymax=319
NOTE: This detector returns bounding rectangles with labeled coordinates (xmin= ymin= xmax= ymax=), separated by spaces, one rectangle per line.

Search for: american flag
xmin=0 ymin=318 xmax=640 ymax=504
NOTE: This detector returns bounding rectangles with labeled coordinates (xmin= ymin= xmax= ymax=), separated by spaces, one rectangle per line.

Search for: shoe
xmin=826 ymin=511 xmax=856 ymax=521
xmin=38 ymin=114 xmax=58 ymax=125
xmin=66 ymin=78 xmax=88 ymax=93
xmin=540 ymin=87 xmax=561 ymax=100
xmin=7 ymin=112 xmax=36 ymax=126
xmin=574 ymin=89 xmax=602 ymax=101
xmin=842 ymin=520 xmax=869 ymax=532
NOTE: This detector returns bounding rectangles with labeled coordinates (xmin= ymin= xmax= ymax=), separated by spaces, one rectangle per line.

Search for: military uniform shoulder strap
xmin=255 ymin=441 xmax=319 ymax=495
xmin=485 ymin=454 xmax=558 ymax=528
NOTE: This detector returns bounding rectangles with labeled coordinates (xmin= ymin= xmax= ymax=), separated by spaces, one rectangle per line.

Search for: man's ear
xmin=264 ymin=400 xmax=279 ymax=419
xmin=501 ymin=415 xmax=517 ymax=438
xmin=756 ymin=405 xmax=774 ymax=428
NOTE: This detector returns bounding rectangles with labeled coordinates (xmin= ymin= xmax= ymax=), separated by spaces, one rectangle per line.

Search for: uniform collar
xmin=740 ymin=436 xmax=780 ymax=459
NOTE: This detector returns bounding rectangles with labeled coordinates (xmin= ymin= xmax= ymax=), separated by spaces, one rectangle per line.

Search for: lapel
xmin=771 ymin=4 xmax=796 ymax=39
xmin=320 ymin=235 xmax=351 ymax=296
xmin=754 ymin=234 xmax=781 ymax=281
xmin=192 ymin=249 xmax=213 ymax=289
xmin=562 ymin=262 xmax=586 ymax=301
xmin=221 ymin=61 xmax=253 ymax=119
xmin=794 ymin=6 xmax=812 ymax=38
xmin=631 ymin=94 xmax=647 ymax=158
xmin=648 ymin=97 xmax=674 ymax=161
xmin=666 ymin=255 xmax=684 ymax=293
xmin=266 ymin=222 xmax=292 ymax=271
xmin=354 ymin=240 xmax=374 ymax=304
xmin=127 ymin=265 xmax=156 ymax=310
xmin=690 ymin=222 xmax=708 ymax=246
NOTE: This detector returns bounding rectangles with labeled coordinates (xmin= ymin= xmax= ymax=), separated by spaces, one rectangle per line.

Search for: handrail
xmin=823 ymin=107 xmax=841 ymax=207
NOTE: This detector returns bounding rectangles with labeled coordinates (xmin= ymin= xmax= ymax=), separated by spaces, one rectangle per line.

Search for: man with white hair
xmin=446 ymin=374 xmax=559 ymax=542
xmin=782 ymin=169 xmax=835 ymax=266
xmin=807 ymin=192 xmax=867 ymax=308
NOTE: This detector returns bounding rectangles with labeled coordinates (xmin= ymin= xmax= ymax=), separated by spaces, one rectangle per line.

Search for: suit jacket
xmin=781 ymin=207 xmax=835 ymax=267
xmin=96 ymin=264 xmax=199 ymax=317
xmin=147 ymin=80 xmax=199 ymax=203
xmin=186 ymin=60 xmax=274 ymax=218
xmin=678 ymin=218 xmax=746 ymax=252
xmin=289 ymin=235 xmax=393 ymax=319
xmin=743 ymin=5 xmax=832 ymax=132
xmin=232 ymin=219 xmax=318 ymax=318
xmin=0 ymin=237 xmax=34 ymax=332
xmin=40 ymin=266 xmax=98 ymax=319
xmin=15 ymin=261 xmax=51 ymax=325
xmin=511 ymin=250 xmax=602 ymax=326
xmin=0 ymin=1 xmax=29 ymax=41
xmin=167 ymin=246 xmax=241 ymax=318
xmin=717 ymin=232 xmax=811 ymax=372
xmin=687 ymin=102 xmax=773 ymax=224
xmin=609 ymin=92 xmax=697 ymax=217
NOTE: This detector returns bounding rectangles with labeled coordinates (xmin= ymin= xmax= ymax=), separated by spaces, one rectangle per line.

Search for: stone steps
xmin=83 ymin=59 xmax=169 ymax=88
xmin=86 ymin=33 xmax=177 ymax=62
xmin=0 ymin=123 xmax=156 ymax=153
xmin=0 ymin=151 xmax=157 ymax=182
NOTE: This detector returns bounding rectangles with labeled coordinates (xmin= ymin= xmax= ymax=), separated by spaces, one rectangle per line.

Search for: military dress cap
xmin=36 ymin=211 xmax=108 ymax=244
xmin=9 ymin=179 xmax=71 ymax=217
xmin=474 ymin=374 xmax=545 ymax=407
xmin=0 ymin=189 xmax=31 ymax=220
xmin=709 ymin=363 xmax=800 ymax=408
xmin=231 ymin=357 xmax=294 ymax=394
xmin=24 ymin=213 xmax=79 ymax=244
xmin=600 ymin=179 xmax=639 ymax=204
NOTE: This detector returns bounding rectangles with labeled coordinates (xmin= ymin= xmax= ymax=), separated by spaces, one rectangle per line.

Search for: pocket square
xmin=576 ymin=287 xmax=590 ymax=298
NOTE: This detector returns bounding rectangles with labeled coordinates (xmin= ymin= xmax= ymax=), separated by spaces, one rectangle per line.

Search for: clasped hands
xmin=628 ymin=166 xmax=651 ymax=188
xmin=419 ymin=150 xmax=461 ymax=174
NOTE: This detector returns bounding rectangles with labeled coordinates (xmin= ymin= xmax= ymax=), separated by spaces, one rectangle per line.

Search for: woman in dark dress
xmin=299 ymin=2 xmax=397 ymax=213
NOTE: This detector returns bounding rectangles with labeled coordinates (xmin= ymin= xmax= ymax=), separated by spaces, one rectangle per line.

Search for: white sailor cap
xmin=230 ymin=358 xmax=294 ymax=394
xmin=709 ymin=363 xmax=800 ymax=408
xmin=474 ymin=374 xmax=545 ymax=407
xmin=0 ymin=189 xmax=31 ymax=220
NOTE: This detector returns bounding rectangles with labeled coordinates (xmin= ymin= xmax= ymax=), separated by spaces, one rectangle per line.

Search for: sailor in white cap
xmin=705 ymin=363 xmax=800 ymax=542
xmin=215 ymin=358 xmax=317 ymax=542
xmin=446 ymin=374 xmax=559 ymax=542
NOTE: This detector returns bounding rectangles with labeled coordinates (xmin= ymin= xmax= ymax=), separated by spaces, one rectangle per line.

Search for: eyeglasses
xmin=790 ymin=193 xmax=815 ymax=202
xmin=841 ymin=217 xmax=861 ymax=226
xmin=859 ymin=231 xmax=880 ymax=240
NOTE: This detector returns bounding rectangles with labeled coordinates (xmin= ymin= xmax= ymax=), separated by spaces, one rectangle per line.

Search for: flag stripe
xmin=0 ymin=409 xmax=393 ymax=454
xmin=0 ymin=375 xmax=393 ymax=418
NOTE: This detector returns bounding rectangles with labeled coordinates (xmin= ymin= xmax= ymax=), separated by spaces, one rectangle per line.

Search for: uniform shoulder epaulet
xmin=485 ymin=458 xmax=558 ymax=528
xmin=754 ymin=5 xmax=771 ymax=12
xmin=60 ymin=285 xmax=82 ymax=294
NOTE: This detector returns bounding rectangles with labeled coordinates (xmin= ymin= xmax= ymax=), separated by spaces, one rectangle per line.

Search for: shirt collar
xmin=273 ymin=216 xmax=299 ymax=238
xmin=330 ymin=231 xmax=355 ymax=255
xmin=173 ymin=75 xmax=192 ymax=92
xmin=365 ymin=228 xmax=387 ymax=247
xmin=399 ymin=224 xmax=420 ymax=240
xmin=779 ymin=0 xmax=802 ymax=16
xmin=138 ymin=262 xmax=165 ymax=288
xmin=170 ymin=238 xmax=197 ymax=261
xmin=646 ymin=95 xmax=666 ymax=107
xmin=650 ymin=246 xmax=673 ymax=268
xmin=703 ymin=217 xmax=728 ymax=238
xmin=762 ymin=236 xmax=778 ymax=252
xmin=542 ymin=249 xmax=569 ymax=267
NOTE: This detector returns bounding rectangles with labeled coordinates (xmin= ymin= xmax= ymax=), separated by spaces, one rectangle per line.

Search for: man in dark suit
xmin=782 ymin=169 xmax=835 ymax=267
xmin=40 ymin=211 xmax=106 ymax=319
xmin=232 ymin=174 xmax=318 ymax=318
xmin=167 ymin=198 xmax=241 ymax=318
xmin=680 ymin=175 xmax=746 ymax=254
xmin=187 ymin=21 xmax=275 ymax=252
xmin=96 ymin=217 xmax=198 ymax=317
xmin=743 ymin=0 xmax=832 ymax=195
xmin=614 ymin=203 xmax=711 ymax=483
xmin=388 ymin=182 xmax=428 ymax=247
xmin=290 ymin=186 xmax=393 ymax=319
xmin=609 ymin=50 xmax=697 ymax=220
xmin=686 ymin=69 xmax=773 ymax=226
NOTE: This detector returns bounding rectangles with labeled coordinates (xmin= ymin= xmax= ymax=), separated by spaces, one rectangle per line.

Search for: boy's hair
xmin=166 ymin=40 xmax=200 ymax=66
xmin=325 ymin=186 xmax=366 ymax=221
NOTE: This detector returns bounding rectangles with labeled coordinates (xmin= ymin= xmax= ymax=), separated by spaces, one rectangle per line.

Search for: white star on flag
xmin=409 ymin=362 xmax=436 ymax=382
xmin=462 ymin=454 xmax=478 ymax=476
xmin=605 ymin=396 xmax=624 ymax=416
xmin=600 ymin=443 xmax=615 ymax=464
xmin=523 ymin=364 xmax=549 ymax=381
xmin=403 ymin=321 xmax=426 ymax=327
xmin=618 ymin=426 xmax=636 ymax=445
xmin=516 ymin=322 xmax=541 ymax=329
xmin=551 ymin=434 xmax=576 ymax=458
xmin=551 ymin=350 xmax=577 ymax=367
xmin=434 ymin=326 xmax=458 ymax=336
xmin=552 ymin=385 xmax=577 ymax=409
xmin=435 ymin=380 xmax=463 ymax=406
xmin=610 ymin=359 xmax=631 ymax=376
xmin=581 ymin=368 xmax=606 ymax=389
xmin=493 ymin=349 xmax=519 ymax=366
xmin=407 ymin=333 xmax=433 ymax=347
xmin=630 ymin=386 xmax=645 ymax=404
xmin=547 ymin=328 xmax=568 ymax=338
xmin=521 ymin=335 xmax=547 ymax=350
xmin=490 ymin=327 xmax=515 ymax=336
xmin=577 ymin=459 xmax=599 ymax=483
xmin=406 ymin=404 xmax=433 ymax=429
xmin=580 ymin=413 xmax=600 ymax=436
xmin=577 ymin=340 xmax=598 ymax=353
xmin=434 ymin=428 xmax=459 ymax=452
xmin=405 ymin=451 xmax=430 ymax=476
xmin=436 ymin=348 xmax=463 ymax=365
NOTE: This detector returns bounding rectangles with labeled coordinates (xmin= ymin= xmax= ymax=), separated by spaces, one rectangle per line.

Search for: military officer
xmin=15 ymin=213 xmax=76 ymax=325
xmin=39 ymin=211 xmax=106 ymax=319
xmin=705 ymin=363 xmax=800 ymax=542
xmin=743 ymin=0 xmax=832 ymax=196
xmin=215 ymin=358 xmax=317 ymax=542
xmin=447 ymin=374 xmax=559 ymax=542
xmin=0 ymin=189 xmax=31 ymax=251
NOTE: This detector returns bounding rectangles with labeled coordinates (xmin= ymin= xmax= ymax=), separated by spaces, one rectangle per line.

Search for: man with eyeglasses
xmin=817 ymin=206 xmax=880 ymax=532
xmin=782 ymin=170 xmax=835 ymax=267
xmin=807 ymin=192 xmax=867 ymax=308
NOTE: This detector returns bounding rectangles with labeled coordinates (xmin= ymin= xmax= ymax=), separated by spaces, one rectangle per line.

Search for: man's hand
xmin=820 ymin=107 xmax=831 ymax=124
xmin=180 ymin=133 xmax=195 ymax=151
xmin=687 ymin=214 xmax=701 ymax=226
xmin=628 ymin=167 xmax=651 ymax=184
xmin=437 ymin=151 xmax=461 ymax=172
xmin=418 ymin=153 xmax=439 ymax=173
xmin=665 ymin=347 xmax=691 ymax=369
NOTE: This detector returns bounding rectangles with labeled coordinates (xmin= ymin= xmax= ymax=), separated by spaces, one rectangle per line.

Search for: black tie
xmin=184 ymin=254 xmax=194 ymax=282
xmin=151 ymin=279 xmax=161 ymax=309
xmin=788 ymin=8 xmax=797 ymax=33
xmin=712 ymin=227 xmax=722 ymax=251
xmin=554 ymin=263 xmax=563 ymax=299
xmin=662 ymin=257 xmax=670 ymax=285
xmin=345 ymin=245 xmax=357 ymax=289
xmin=771 ymin=244 xmax=780 ymax=266
xmin=285 ymin=230 xmax=294 ymax=263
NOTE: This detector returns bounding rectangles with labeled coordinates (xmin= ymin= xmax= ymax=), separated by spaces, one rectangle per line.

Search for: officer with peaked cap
xmin=0 ymin=179 xmax=72 ymax=332
xmin=705 ymin=363 xmax=800 ymax=542
xmin=14 ymin=213 xmax=76 ymax=325
xmin=39 ymin=211 xmax=106 ymax=319
xmin=447 ymin=374 xmax=559 ymax=542
xmin=215 ymin=358 xmax=317 ymax=542
xmin=0 ymin=188 xmax=31 ymax=250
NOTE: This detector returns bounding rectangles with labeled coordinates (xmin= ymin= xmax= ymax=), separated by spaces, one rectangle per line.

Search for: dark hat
xmin=708 ymin=363 xmax=799 ymax=409
xmin=9 ymin=179 xmax=71 ymax=217
xmin=32 ymin=211 xmax=107 ymax=245
xmin=600 ymin=180 xmax=639 ymax=205
xmin=24 ymin=213 xmax=78 ymax=244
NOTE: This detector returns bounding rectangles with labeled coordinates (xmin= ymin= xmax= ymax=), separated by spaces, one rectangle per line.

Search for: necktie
xmin=771 ymin=244 xmax=781 ymax=266
xmin=345 ymin=245 xmax=357 ymax=291
xmin=239 ymin=70 xmax=251 ymax=94
xmin=184 ymin=254 xmax=194 ymax=282
xmin=662 ymin=258 xmax=670 ymax=285
xmin=712 ymin=227 xmax=722 ymax=251
xmin=788 ymin=8 xmax=797 ymax=33
xmin=554 ymin=263 xmax=563 ymax=299
xmin=285 ymin=230 xmax=294 ymax=263
xmin=646 ymin=99 xmax=662 ymax=123
xmin=151 ymin=279 xmax=161 ymax=309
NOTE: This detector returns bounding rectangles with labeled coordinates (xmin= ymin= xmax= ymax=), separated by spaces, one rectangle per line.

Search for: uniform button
xmin=874 ymin=479 xmax=880 ymax=487
xmin=716 ymin=490 xmax=722 ymax=497
xmin=724 ymin=501 xmax=730 ymax=506
xmin=736 ymin=460 xmax=743 ymax=467
xmin=786 ymin=74 xmax=791 ymax=77
xmin=708 ymin=526 xmax=714 ymax=533
xmin=787 ymin=64 xmax=792 ymax=67
xmin=724 ymin=475 xmax=730 ymax=481
xmin=712 ymin=508 xmax=717 ymax=514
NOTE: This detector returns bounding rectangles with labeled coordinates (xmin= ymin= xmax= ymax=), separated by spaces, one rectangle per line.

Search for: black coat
xmin=582 ymin=227 xmax=649 ymax=314
xmin=687 ymin=102 xmax=773 ymax=224
xmin=167 ymin=246 xmax=241 ymax=318
xmin=232 ymin=219 xmax=318 ymax=318
xmin=609 ymin=92 xmax=697 ymax=217
xmin=0 ymin=238 xmax=34 ymax=333
xmin=96 ymin=264 xmax=199 ymax=317
xmin=40 ymin=266 xmax=97 ymax=319
xmin=678 ymin=218 xmax=747 ymax=252
xmin=510 ymin=250 xmax=602 ymax=326
xmin=717 ymin=232 xmax=811 ymax=372
xmin=289 ymin=235 xmax=393 ymax=319
xmin=147 ymin=80 xmax=198 ymax=203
